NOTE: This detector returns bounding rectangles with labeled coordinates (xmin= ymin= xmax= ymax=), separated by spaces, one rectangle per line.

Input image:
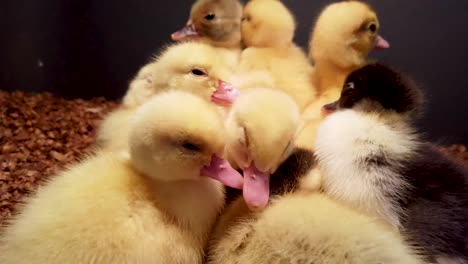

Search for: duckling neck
xmin=151 ymin=178 xmax=224 ymax=241
xmin=215 ymin=42 xmax=242 ymax=50
xmin=267 ymin=40 xmax=293 ymax=50
xmin=209 ymin=38 xmax=242 ymax=50
xmin=313 ymin=60 xmax=354 ymax=97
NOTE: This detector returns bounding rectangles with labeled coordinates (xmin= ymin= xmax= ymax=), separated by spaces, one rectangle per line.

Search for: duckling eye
xmin=181 ymin=142 xmax=202 ymax=152
xmin=368 ymin=23 xmax=377 ymax=33
xmin=191 ymin=68 xmax=208 ymax=77
xmin=345 ymin=82 xmax=355 ymax=90
xmin=204 ymin=13 xmax=215 ymax=21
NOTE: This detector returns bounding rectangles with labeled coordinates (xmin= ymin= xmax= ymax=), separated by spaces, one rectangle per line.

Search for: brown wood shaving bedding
xmin=0 ymin=90 xmax=118 ymax=226
xmin=0 ymin=90 xmax=467 ymax=226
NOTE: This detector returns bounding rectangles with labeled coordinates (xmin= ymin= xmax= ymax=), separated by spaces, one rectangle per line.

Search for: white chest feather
xmin=315 ymin=110 xmax=418 ymax=229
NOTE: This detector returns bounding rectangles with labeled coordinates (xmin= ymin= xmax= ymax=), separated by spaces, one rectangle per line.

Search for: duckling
xmin=296 ymin=0 xmax=390 ymax=150
xmin=171 ymin=0 xmax=243 ymax=49
xmin=207 ymin=193 xmax=426 ymax=264
xmin=232 ymin=0 xmax=316 ymax=111
xmin=123 ymin=41 xmax=239 ymax=108
xmin=310 ymin=0 xmax=389 ymax=98
xmin=96 ymin=41 xmax=240 ymax=152
xmin=0 ymin=91 xmax=244 ymax=264
xmin=315 ymin=63 xmax=468 ymax=263
xmin=225 ymin=88 xmax=301 ymax=210
xmin=209 ymin=147 xmax=317 ymax=245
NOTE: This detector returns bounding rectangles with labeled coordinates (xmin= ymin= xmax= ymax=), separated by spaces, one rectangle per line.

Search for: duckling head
xmin=125 ymin=42 xmax=239 ymax=107
xmin=226 ymin=88 xmax=301 ymax=210
xmin=129 ymin=90 xmax=243 ymax=188
xmin=171 ymin=0 xmax=243 ymax=48
xmin=323 ymin=63 xmax=424 ymax=117
xmin=241 ymin=0 xmax=296 ymax=47
xmin=310 ymin=1 xmax=390 ymax=70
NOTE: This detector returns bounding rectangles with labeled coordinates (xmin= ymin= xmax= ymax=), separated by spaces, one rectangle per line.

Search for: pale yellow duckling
xmin=310 ymin=0 xmax=389 ymax=98
xmin=0 ymin=91 xmax=243 ymax=264
xmin=207 ymin=193 xmax=426 ymax=264
xmin=171 ymin=0 xmax=243 ymax=49
xmin=96 ymin=41 xmax=240 ymax=152
xmin=123 ymin=41 xmax=239 ymax=108
xmin=225 ymin=88 xmax=301 ymax=210
xmin=296 ymin=0 xmax=390 ymax=150
xmin=232 ymin=0 xmax=316 ymax=111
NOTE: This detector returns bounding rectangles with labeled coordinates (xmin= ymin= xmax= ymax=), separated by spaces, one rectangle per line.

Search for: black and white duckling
xmin=315 ymin=62 xmax=468 ymax=264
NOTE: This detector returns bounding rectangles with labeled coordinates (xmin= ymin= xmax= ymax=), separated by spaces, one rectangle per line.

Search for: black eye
xmin=368 ymin=23 xmax=377 ymax=33
xmin=242 ymin=15 xmax=251 ymax=22
xmin=181 ymin=142 xmax=202 ymax=152
xmin=345 ymin=82 xmax=355 ymax=90
xmin=191 ymin=68 xmax=207 ymax=76
xmin=204 ymin=13 xmax=215 ymax=20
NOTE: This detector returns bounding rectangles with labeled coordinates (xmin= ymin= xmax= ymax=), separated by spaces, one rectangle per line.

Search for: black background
xmin=1 ymin=0 xmax=467 ymax=144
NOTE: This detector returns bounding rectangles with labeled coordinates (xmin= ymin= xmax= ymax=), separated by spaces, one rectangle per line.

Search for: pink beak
xmin=321 ymin=101 xmax=338 ymax=116
xmin=242 ymin=163 xmax=270 ymax=211
xmin=171 ymin=23 xmax=201 ymax=41
xmin=211 ymin=80 xmax=240 ymax=105
xmin=374 ymin=35 xmax=390 ymax=50
xmin=201 ymin=155 xmax=244 ymax=189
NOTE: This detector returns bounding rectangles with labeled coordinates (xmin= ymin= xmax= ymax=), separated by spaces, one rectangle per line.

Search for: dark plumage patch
xmin=224 ymin=148 xmax=317 ymax=203
xmin=399 ymin=143 xmax=468 ymax=260
xmin=337 ymin=62 xmax=425 ymax=115
xmin=225 ymin=169 xmax=243 ymax=204
xmin=355 ymin=139 xmax=394 ymax=169
xmin=269 ymin=148 xmax=317 ymax=196
xmin=362 ymin=154 xmax=391 ymax=167
xmin=350 ymin=139 xmax=468 ymax=260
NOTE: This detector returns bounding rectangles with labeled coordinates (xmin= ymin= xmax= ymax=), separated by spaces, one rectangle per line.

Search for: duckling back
xmin=241 ymin=0 xmax=295 ymax=47
xmin=207 ymin=193 xmax=426 ymax=264
xmin=0 ymin=153 xmax=202 ymax=264
xmin=235 ymin=0 xmax=316 ymax=110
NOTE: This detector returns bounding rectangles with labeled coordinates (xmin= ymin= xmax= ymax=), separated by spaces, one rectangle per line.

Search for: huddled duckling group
xmin=1 ymin=1 xmax=467 ymax=264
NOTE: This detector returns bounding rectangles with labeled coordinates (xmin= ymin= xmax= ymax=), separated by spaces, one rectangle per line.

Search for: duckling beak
xmin=201 ymin=155 xmax=244 ymax=189
xmin=211 ymin=80 xmax=240 ymax=105
xmin=374 ymin=35 xmax=390 ymax=50
xmin=171 ymin=23 xmax=201 ymax=41
xmin=322 ymin=101 xmax=338 ymax=116
xmin=242 ymin=163 xmax=270 ymax=211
